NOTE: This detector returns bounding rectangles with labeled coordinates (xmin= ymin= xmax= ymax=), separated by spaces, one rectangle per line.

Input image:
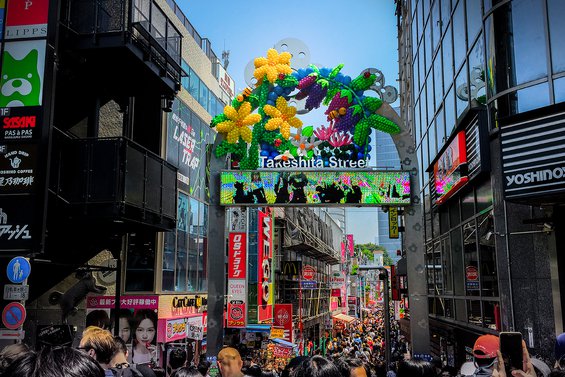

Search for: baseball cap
xmin=473 ymin=335 xmax=499 ymax=359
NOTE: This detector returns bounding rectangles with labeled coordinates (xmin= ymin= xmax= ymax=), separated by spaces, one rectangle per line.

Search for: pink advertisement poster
xmin=86 ymin=295 xmax=159 ymax=366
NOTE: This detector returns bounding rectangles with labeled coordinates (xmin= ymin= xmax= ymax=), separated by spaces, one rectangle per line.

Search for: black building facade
xmin=397 ymin=0 xmax=565 ymax=365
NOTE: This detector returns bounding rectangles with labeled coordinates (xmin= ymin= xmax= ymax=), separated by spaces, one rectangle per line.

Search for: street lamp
xmin=357 ymin=265 xmax=391 ymax=371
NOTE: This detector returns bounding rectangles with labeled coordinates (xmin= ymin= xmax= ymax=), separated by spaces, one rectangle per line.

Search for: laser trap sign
xmin=220 ymin=170 xmax=410 ymax=206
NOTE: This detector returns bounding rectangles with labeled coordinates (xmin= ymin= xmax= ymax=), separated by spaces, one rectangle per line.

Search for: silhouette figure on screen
xmin=345 ymin=184 xmax=362 ymax=203
xmin=275 ymin=172 xmax=291 ymax=203
xmin=233 ymin=181 xmax=253 ymax=203
xmin=289 ymin=173 xmax=308 ymax=203
xmin=251 ymin=172 xmax=267 ymax=204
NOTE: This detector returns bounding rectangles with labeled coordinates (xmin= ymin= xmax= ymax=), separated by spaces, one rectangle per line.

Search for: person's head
xmin=79 ymin=326 xmax=116 ymax=366
xmin=473 ymin=334 xmax=499 ymax=369
xmin=281 ymin=356 xmax=309 ymax=377
xmin=133 ymin=309 xmax=158 ymax=346
xmin=396 ymin=359 xmax=436 ymax=377
xmin=173 ymin=366 xmax=203 ymax=377
xmin=291 ymin=356 xmax=341 ymax=377
xmin=111 ymin=336 xmax=130 ymax=367
xmin=4 ymin=346 xmax=104 ymax=377
xmin=335 ymin=358 xmax=369 ymax=377
xmin=197 ymin=360 xmax=211 ymax=376
xmin=217 ymin=347 xmax=243 ymax=377
xmin=86 ymin=310 xmax=111 ymax=330
xmin=0 ymin=343 xmax=30 ymax=373
xmin=169 ymin=347 xmax=188 ymax=371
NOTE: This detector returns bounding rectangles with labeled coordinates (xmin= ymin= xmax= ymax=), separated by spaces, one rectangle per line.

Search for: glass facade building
xmin=398 ymin=0 xmax=565 ymax=364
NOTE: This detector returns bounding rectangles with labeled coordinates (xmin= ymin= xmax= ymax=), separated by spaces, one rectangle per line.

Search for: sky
xmin=179 ymin=0 xmax=400 ymax=245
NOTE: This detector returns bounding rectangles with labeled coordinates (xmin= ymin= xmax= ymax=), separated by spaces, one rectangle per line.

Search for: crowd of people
xmin=2 ymin=307 xmax=565 ymax=377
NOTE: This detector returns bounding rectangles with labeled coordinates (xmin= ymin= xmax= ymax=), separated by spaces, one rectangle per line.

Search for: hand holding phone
xmin=500 ymin=332 xmax=523 ymax=374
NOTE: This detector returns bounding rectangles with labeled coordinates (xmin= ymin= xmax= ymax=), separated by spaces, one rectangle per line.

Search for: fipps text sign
xmin=220 ymin=170 xmax=411 ymax=206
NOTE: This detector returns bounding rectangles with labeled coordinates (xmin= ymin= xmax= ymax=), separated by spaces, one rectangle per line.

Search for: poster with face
xmin=86 ymin=295 xmax=159 ymax=365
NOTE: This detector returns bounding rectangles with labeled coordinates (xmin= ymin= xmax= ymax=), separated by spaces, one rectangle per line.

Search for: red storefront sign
xmin=227 ymin=301 xmax=246 ymax=328
xmin=274 ymin=304 xmax=293 ymax=342
xmin=302 ymin=265 xmax=316 ymax=281
xmin=5 ymin=0 xmax=49 ymax=39
xmin=228 ymin=233 xmax=247 ymax=279
xmin=258 ymin=209 xmax=273 ymax=323
xmin=347 ymin=234 xmax=354 ymax=256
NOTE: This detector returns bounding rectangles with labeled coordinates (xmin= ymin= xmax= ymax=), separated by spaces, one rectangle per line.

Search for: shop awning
xmin=273 ymin=338 xmax=295 ymax=348
xmin=245 ymin=324 xmax=272 ymax=332
xmin=332 ymin=313 xmax=356 ymax=323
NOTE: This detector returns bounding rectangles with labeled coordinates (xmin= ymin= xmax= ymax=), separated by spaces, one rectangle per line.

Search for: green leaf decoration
xmin=307 ymin=150 xmax=314 ymax=159
xmin=309 ymin=64 xmax=320 ymax=75
xmin=302 ymin=126 xmax=314 ymax=137
xmin=276 ymin=75 xmax=299 ymax=88
xmin=211 ymin=113 xmax=228 ymax=128
xmin=324 ymin=88 xmax=340 ymax=106
xmin=290 ymin=145 xmax=298 ymax=157
xmin=366 ymin=114 xmax=401 ymax=134
xmin=329 ymin=64 xmax=344 ymax=79
xmin=248 ymin=94 xmax=260 ymax=108
xmin=318 ymin=78 xmax=329 ymax=89
xmin=354 ymin=118 xmax=371 ymax=145
xmin=351 ymin=105 xmax=363 ymax=117
xmin=341 ymin=90 xmax=353 ymax=104
xmin=351 ymin=72 xmax=376 ymax=91
xmin=361 ymin=97 xmax=383 ymax=112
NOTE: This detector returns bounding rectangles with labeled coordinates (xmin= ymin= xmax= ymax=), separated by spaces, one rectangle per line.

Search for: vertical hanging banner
xmin=388 ymin=207 xmax=399 ymax=239
xmin=340 ymin=241 xmax=345 ymax=263
xmin=258 ymin=208 xmax=273 ymax=323
xmin=347 ymin=234 xmax=354 ymax=257
xmin=274 ymin=304 xmax=293 ymax=342
xmin=4 ymin=0 xmax=49 ymax=39
xmin=227 ymin=208 xmax=248 ymax=328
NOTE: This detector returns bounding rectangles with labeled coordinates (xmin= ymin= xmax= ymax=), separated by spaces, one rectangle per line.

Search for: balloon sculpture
xmin=211 ymin=49 xmax=400 ymax=170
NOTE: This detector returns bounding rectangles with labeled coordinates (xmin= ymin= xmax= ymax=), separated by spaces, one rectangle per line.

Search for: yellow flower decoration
xmin=216 ymin=102 xmax=261 ymax=143
xmin=254 ymin=48 xmax=293 ymax=84
xmin=264 ymin=97 xmax=303 ymax=139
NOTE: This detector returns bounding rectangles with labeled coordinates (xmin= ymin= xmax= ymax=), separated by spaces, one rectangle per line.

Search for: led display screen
xmin=220 ymin=170 xmax=411 ymax=206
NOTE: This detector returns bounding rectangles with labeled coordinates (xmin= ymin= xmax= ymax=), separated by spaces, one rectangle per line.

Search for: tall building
xmin=375 ymin=129 xmax=402 ymax=259
xmin=397 ymin=0 xmax=565 ymax=364
xmin=0 ymin=0 xmax=231 ymax=363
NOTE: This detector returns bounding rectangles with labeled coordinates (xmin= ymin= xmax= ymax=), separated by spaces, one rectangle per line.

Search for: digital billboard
xmin=220 ymin=170 xmax=411 ymax=206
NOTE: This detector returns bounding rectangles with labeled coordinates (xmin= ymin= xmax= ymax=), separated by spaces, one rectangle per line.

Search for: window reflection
xmin=467 ymin=300 xmax=482 ymax=326
xmin=442 ymin=236 xmax=453 ymax=293
xmin=452 ymin=1 xmax=466 ymax=70
xmin=510 ymin=0 xmax=547 ymax=85
xmin=515 ymin=82 xmax=550 ymax=114
xmin=451 ymin=228 xmax=465 ymax=295
xmin=478 ymin=212 xmax=498 ymax=297
xmin=455 ymin=62 xmax=469 ymax=118
xmin=554 ymin=77 xmax=565 ymax=104
xmin=466 ymin=0 xmax=482 ymax=45
xmin=445 ymin=85 xmax=456 ymax=135
xmin=548 ymin=0 xmax=565 ymax=73
xmin=463 ymin=219 xmax=479 ymax=296
xmin=432 ymin=0 xmax=441 ymax=53
xmin=434 ymin=53 xmax=444 ymax=108
xmin=468 ymin=36 xmax=486 ymax=105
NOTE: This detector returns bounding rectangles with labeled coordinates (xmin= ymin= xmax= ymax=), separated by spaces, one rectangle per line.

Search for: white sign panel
xmin=218 ymin=65 xmax=235 ymax=100
xmin=186 ymin=316 xmax=203 ymax=340
xmin=3 ymin=284 xmax=29 ymax=300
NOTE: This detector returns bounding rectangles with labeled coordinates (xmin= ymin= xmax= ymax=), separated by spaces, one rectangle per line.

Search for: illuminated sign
xmin=157 ymin=295 xmax=207 ymax=319
xmin=434 ymin=131 xmax=468 ymax=204
xmin=228 ymin=233 xmax=247 ymax=279
xmin=220 ymin=170 xmax=411 ymax=206
xmin=258 ymin=208 xmax=273 ymax=324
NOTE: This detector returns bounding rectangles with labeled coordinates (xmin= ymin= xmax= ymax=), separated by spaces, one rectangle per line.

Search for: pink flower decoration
xmin=328 ymin=131 xmax=353 ymax=147
xmin=313 ymin=123 xmax=336 ymax=141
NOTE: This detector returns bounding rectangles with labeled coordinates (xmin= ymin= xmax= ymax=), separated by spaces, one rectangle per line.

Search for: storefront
xmin=158 ymin=294 xmax=207 ymax=373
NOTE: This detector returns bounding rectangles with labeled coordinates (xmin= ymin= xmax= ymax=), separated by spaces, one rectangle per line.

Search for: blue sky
xmin=180 ymin=0 xmax=400 ymax=245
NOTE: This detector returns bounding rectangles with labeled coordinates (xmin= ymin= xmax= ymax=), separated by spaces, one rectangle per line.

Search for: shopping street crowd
xmin=3 ymin=307 xmax=565 ymax=377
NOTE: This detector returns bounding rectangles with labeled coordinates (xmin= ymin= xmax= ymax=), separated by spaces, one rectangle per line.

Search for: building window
xmin=548 ymin=0 xmax=565 ymax=74
xmin=452 ymin=1 xmax=466 ymax=71
xmin=125 ymin=232 xmax=156 ymax=292
xmin=554 ymin=77 xmax=565 ymax=104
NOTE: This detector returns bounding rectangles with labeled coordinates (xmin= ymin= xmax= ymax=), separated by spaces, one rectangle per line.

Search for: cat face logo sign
xmin=0 ymin=40 xmax=46 ymax=108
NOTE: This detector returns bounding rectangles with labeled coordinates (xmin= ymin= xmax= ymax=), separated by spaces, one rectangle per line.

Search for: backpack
xmin=110 ymin=364 xmax=144 ymax=377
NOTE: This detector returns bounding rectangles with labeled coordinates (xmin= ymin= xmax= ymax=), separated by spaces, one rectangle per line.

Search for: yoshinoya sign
xmin=501 ymin=111 xmax=565 ymax=201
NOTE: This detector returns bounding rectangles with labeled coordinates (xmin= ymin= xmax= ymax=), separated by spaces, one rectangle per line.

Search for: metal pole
xmin=382 ymin=268 xmax=391 ymax=371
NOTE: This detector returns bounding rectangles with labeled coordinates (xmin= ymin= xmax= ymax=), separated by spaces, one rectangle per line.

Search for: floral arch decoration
xmin=211 ymin=49 xmax=401 ymax=170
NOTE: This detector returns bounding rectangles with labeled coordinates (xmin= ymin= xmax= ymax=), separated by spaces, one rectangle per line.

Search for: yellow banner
xmin=388 ymin=207 xmax=399 ymax=239
xmin=270 ymin=327 xmax=285 ymax=339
